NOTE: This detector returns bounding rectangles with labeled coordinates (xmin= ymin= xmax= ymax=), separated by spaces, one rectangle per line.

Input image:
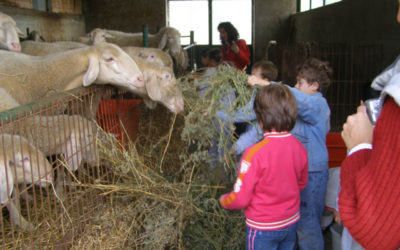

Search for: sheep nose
xmin=135 ymin=75 xmax=144 ymax=87
xmin=11 ymin=42 xmax=21 ymax=52
xmin=175 ymin=98 xmax=184 ymax=113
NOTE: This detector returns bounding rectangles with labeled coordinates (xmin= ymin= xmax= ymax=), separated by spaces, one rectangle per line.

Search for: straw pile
xmin=5 ymin=65 xmax=254 ymax=249
xmin=71 ymin=65 xmax=254 ymax=249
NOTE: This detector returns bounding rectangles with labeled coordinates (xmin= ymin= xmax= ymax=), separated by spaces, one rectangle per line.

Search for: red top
xmin=221 ymin=39 xmax=250 ymax=70
xmin=339 ymin=97 xmax=400 ymax=250
xmin=220 ymin=132 xmax=308 ymax=231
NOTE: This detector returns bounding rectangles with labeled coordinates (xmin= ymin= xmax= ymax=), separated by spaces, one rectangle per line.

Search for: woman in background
xmin=218 ymin=22 xmax=250 ymax=71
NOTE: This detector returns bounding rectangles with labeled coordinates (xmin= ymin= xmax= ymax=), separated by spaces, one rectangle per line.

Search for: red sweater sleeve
xmin=339 ymin=97 xmax=400 ymax=250
xmin=234 ymin=40 xmax=250 ymax=67
xmin=220 ymin=150 xmax=258 ymax=209
xmin=221 ymin=39 xmax=250 ymax=70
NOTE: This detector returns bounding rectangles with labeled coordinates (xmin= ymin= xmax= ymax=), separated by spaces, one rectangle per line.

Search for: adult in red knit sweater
xmin=339 ymin=2 xmax=400 ymax=249
xmin=217 ymin=22 xmax=250 ymax=71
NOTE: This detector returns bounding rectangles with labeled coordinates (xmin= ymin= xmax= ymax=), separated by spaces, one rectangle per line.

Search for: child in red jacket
xmin=220 ymin=84 xmax=308 ymax=250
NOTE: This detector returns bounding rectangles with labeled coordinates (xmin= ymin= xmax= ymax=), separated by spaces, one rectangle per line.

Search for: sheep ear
xmin=178 ymin=49 xmax=188 ymax=69
xmin=65 ymin=133 xmax=81 ymax=171
xmin=83 ymin=55 xmax=100 ymax=86
xmin=16 ymin=27 xmax=26 ymax=38
xmin=146 ymin=76 xmax=162 ymax=101
xmin=0 ymin=159 xmax=13 ymax=204
xmin=158 ymin=33 xmax=168 ymax=51
xmin=142 ymin=97 xmax=157 ymax=109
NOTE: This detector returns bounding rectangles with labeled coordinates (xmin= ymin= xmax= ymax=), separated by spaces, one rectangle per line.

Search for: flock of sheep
xmin=0 ymin=11 xmax=187 ymax=231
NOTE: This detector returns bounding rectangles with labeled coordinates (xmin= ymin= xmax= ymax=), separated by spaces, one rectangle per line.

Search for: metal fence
xmin=0 ymin=85 xmax=141 ymax=248
xmin=268 ymin=42 xmax=384 ymax=131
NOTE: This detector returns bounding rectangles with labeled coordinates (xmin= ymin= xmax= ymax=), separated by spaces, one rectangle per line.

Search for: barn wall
xmin=291 ymin=0 xmax=400 ymax=67
xmin=253 ymin=0 xmax=296 ymax=61
xmin=0 ymin=2 xmax=85 ymax=41
xmin=83 ymin=0 xmax=167 ymax=34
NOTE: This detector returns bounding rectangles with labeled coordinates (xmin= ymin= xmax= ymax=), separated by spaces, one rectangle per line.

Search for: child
xmin=217 ymin=60 xmax=278 ymax=157
xmin=197 ymin=48 xmax=236 ymax=170
xmin=197 ymin=48 xmax=223 ymax=96
xmin=223 ymin=58 xmax=332 ymax=249
xmin=286 ymin=58 xmax=332 ymax=250
xmin=220 ymin=84 xmax=308 ymax=249
xmin=199 ymin=49 xmax=211 ymax=70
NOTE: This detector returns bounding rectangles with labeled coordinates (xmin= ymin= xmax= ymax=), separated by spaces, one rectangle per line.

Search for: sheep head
xmin=90 ymin=28 xmax=113 ymax=45
xmin=158 ymin=27 xmax=182 ymax=58
xmin=0 ymin=155 xmax=13 ymax=204
xmin=145 ymin=66 xmax=184 ymax=114
xmin=3 ymin=134 xmax=53 ymax=188
xmin=83 ymin=43 xmax=144 ymax=90
xmin=0 ymin=12 xmax=23 ymax=52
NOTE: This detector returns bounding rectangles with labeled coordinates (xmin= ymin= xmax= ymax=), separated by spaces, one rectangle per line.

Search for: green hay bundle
xmin=180 ymin=65 xmax=253 ymax=175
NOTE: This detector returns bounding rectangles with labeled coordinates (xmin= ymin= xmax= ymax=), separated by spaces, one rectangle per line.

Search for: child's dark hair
xmin=254 ymin=84 xmax=298 ymax=132
xmin=252 ymin=60 xmax=278 ymax=81
xmin=296 ymin=58 xmax=333 ymax=94
xmin=200 ymin=49 xmax=209 ymax=58
xmin=217 ymin=22 xmax=239 ymax=45
xmin=207 ymin=48 xmax=222 ymax=63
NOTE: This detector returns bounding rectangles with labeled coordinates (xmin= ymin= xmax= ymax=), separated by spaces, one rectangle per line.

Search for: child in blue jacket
xmin=220 ymin=58 xmax=333 ymax=249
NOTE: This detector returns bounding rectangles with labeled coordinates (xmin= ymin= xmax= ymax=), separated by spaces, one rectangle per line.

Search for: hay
xmin=4 ymin=65 xmax=253 ymax=249
xmin=72 ymin=65 xmax=252 ymax=249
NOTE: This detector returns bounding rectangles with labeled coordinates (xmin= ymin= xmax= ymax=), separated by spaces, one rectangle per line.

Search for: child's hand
xmin=223 ymin=148 xmax=236 ymax=165
xmin=247 ymin=75 xmax=270 ymax=87
xmin=332 ymin=209 xmax=341 ymax=224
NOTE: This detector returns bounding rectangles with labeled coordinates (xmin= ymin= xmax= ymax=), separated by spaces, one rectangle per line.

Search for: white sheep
xmin=86 ymin=27 xmax=187 ymax=71
xmin=4 ymin=114 xmax=111 ymax=200
xmin=5 ymin=114 xmax=101 ymax=171
xmin=121 ymin=54 xmax=184 ymax=113
xmin=88 ymin=27 xmax=181 ymax=55
xmin=0 ymin=42 xmax=144 ymax=112
xmin=21 ymin=40 xmax=87 ymax=56
xmin=89 ymin=29 xmax=174 ymax=69
xmin=0 ymin=133 xmax=53 ymax=231
xmin=0 ymin=12 xmax=24 ymax=52
xmin=121 ymin=46 xmax=174 ymax=70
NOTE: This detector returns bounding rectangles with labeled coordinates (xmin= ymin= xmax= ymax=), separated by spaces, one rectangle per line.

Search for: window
xmin=168 ymin=0 xmax=252 ymax=45
xmin=299 ymin=0 xmax=341 ymax=12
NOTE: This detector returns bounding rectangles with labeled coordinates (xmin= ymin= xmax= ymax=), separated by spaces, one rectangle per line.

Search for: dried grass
xmin=3 ymin=65 xmax=253 ymax=249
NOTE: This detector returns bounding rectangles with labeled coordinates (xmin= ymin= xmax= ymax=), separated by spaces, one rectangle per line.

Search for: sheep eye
xmin=23 ymin=156 xmax=29 ymax=161
xmin=105 ymin=57 xmax=114 ymax=62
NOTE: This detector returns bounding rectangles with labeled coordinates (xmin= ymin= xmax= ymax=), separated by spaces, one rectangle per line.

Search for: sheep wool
xmin=0 ymin=42 xmax=143 ymax=112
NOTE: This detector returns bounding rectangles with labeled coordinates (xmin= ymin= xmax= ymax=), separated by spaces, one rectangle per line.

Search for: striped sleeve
xmin=220 ymin=139 xmax=269 ymax=209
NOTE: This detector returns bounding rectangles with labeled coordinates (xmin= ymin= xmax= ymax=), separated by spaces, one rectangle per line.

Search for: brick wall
xmin=52 ymin=0 xmax=82 ymax=14
xmin=2 ymin=0 xmax=32 ymax=9
xmin=1 ymin=0 xmax=82 ymax=14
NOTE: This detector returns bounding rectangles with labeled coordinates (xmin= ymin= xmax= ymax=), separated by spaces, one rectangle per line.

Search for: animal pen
xmin=0 ymin=41 xmax=388 ymax=249
xmin=0 ymin=85 xmax=142 ymax=248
